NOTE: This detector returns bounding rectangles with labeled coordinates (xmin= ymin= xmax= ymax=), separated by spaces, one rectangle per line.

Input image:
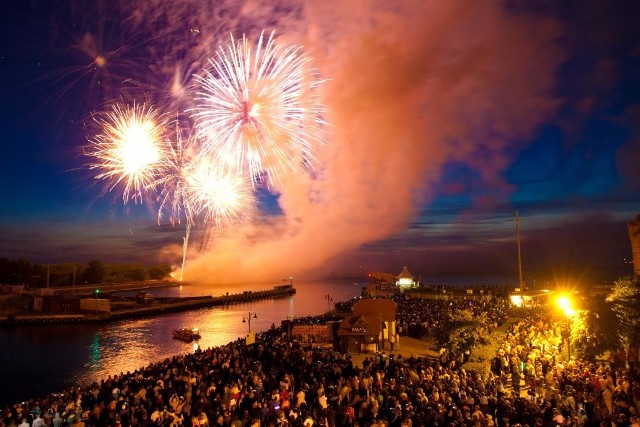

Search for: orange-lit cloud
xmin=178 ymin=0 xmax=566 ymax=284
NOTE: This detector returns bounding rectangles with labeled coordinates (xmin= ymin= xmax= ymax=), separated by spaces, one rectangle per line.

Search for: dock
xmin=0 ymin=285 xmax=296 ymax=325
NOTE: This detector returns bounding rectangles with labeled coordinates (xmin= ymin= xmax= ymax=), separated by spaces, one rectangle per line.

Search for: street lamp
xmin=557 ymin=296 xmax=575 ymax=360
xmin=243 ymin=312 xmax=258 ymax=333
xmin=325 ymin=294 xmax=333 ymax=313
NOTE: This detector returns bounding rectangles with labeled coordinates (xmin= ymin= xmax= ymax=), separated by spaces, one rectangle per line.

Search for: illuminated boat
xmin=173 ymin=327 xmax=201 ymax=342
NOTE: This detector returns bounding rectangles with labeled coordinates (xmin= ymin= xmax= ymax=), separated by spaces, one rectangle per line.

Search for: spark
xmin=154 ymin=119 xmax=254 ymax=227
xmin=85 ymin=102 xmax=168 ymax=203
xmin=184 ymin=156 xmax=253 ymax=227
xmin=153 ymin=119 xmax=253 ymax=281
xmin=77 ymin=25 xmax=330 ymax=279
xmin=155 ymin=121 xmax=198 ymax=227
xmin=191 ymin=30 xmax=326 ymax=185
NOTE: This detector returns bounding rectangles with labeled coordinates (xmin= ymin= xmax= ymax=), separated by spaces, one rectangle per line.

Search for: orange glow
xmin=557 ymin=295 xmax=575 ymax=317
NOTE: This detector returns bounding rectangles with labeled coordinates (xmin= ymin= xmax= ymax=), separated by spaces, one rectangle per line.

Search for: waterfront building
xmin=337 ymin=298 xmax=397 ymax=353
xmin=396 ymin=265 xmax=416 ymax=288
xmin=364 ymin=265 xmax=417 ymax=294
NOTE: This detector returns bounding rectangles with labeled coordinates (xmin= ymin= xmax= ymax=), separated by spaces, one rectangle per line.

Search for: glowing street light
xmin=557 ymin=295 xmax=575 ymax=360
xmin=242 ymin=312 xmax=258 ymax=333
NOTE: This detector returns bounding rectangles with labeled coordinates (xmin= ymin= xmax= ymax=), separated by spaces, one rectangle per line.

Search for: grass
xmin=461 ymin=315 xmax=523 ymax=381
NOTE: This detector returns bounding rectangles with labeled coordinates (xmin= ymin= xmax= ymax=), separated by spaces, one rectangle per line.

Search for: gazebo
xmin=396 ymin=266 xmax=416 ymax=288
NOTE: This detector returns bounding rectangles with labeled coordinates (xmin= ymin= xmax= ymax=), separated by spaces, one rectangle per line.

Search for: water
xmin=0 ymin=279 xmax=363 ymax=407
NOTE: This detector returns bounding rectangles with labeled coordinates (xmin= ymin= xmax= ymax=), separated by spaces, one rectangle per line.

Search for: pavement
xmin=349 ymin=335 xmax=440 ymax=367
xmin=345 ymin=333 xmax=532 ymax=399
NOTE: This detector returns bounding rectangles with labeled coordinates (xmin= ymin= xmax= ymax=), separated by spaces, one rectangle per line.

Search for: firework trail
xmin=153 ymin=118 xmax=254 ymax=280
xmin=155 ymin=120 xmax=198 ymax=227
xmin=85 ymin=102 xmax=168 ymax=203
xmin=178 ymin=154 xmax=254 ymax=274
xmin=180 ymin=224 xmax=191 ymax=282
xmin=191 ymin=31 xmax=326 ymax=185
xmin=152 ymin=120 xmax=197 ymax=282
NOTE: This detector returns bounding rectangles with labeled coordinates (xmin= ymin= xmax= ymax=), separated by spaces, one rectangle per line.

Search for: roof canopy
xmin=337 ymin=314 xmax=383 ymax=336
xmin=353 ymin=298 xmax=397 ymax=321
xmin=397 ymin=266 xmax=414 ymax=279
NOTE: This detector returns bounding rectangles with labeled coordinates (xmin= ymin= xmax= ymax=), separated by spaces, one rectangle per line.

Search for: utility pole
xmin=516 ymin=210 xmax=524 ymax=293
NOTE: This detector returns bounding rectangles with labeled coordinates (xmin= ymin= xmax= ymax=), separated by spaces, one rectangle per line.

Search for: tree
xmin=12 ymin=258 xmax=32 ymax=285
xmin=82 ymin=259 xmax=106 ymax=285
xmin=606 ymin=275 xmax=640 ymax=346
xmin=440 ymin=309 xmax=490 ymax=357
xmin=570 ymin=294 xmax=622 ymax=360
xmin=105 ymin=263 xmax=149 ymax=282
xmin=147 ymin=264 xmax=173 ymax=280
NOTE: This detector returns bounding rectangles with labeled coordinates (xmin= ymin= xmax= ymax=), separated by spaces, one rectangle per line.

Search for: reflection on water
xmin=90 ymin=334 xmax=100 ymax=364
xmin=0 ymin=279 xmax=361 ymax=406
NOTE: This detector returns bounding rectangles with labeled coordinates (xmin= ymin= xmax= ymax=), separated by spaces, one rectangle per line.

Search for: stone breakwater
xmin=0 ymin=285 xmax=296 ymax=325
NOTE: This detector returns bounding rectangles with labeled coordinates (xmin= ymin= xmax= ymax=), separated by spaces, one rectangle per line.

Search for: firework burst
xmin=183 ymin=156 xmax=254 ymax=227
xmin=191 ymin=31 xmax=326 ymax=185
xmin=80 ymin=25 xmax=329 ymax=279
xmin=85 ymin=102 xmax=168 ymax=203
xmin=33 ymin=1 xmax=150 ymax=124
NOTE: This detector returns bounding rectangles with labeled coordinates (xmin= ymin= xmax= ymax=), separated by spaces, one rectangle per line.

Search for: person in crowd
xmin=3 ymin=296 xmax=640 ymax=427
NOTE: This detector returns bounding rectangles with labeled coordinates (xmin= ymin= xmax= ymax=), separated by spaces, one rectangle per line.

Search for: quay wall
xmin=0 ymin=286 xmax=296 ymax=325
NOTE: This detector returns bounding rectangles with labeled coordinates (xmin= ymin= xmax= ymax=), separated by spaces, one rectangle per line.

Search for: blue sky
xmin=0 ymin=0 xmax=638 ymax=285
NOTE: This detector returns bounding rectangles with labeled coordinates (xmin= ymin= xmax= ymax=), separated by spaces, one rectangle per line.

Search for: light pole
xmin=325 ymin=294 xmax=333 ymax=313
xmin=243 ymin=312 xmax=258 ymax=333
xmin=557 ymin=296 xmax=575 ymax=361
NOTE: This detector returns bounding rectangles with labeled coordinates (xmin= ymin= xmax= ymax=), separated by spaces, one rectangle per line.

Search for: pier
xmin=0 ymin=284 xmax=296 ymax=325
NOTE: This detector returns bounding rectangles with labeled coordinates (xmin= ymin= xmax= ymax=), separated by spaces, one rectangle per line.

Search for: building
xmin=396 ymin=266 xmax=416 ymax=288
xmin=629 ymin=215 xmax=640 ymax=277
xmin=508 ymin=289 xmax=554 ymax=308
xmin=362 ymin=282 xmax=398 ymax=298
xmin=366 ymin=266 xmax=417 ymax=291
xmin=337 ymin=298 xmax=397 ymax=353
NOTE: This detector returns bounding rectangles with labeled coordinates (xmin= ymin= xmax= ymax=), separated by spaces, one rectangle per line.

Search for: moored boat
xmin=173 ymin=327 xmax=201 ymax=342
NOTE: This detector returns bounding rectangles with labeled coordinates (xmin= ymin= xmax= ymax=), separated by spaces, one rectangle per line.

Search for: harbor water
xmin=0 ymin=279 xmax=363 ymax=407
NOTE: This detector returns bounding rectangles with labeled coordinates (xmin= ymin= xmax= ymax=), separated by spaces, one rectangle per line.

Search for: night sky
xmin=0 ymin=0 xmax=639 ymax=286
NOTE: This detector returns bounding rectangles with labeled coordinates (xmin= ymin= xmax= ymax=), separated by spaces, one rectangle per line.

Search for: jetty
xmin=0 ymin=284 xmax=296 ymax=325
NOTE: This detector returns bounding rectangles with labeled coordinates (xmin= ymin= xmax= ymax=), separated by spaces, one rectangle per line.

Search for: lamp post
xmin=243 ymin=312 xmax=258 ymax=333
xmin=325 ymin=294 xmax=333 ymax=313
xmin=557 ymin=296 xmax=575 ymax=361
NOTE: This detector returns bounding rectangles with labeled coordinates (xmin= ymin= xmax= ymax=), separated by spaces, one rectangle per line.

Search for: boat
xmin=173 ymin=327 xmax=201 ymax=342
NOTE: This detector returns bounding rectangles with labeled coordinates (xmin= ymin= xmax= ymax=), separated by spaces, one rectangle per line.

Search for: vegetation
xmin=571 ymin=293 xmax=623 ymax=360
xmin=0 ymin=257 xmax=174 ymax=287
xmin=563 ymin=275 xmax=640 ymax=360
xmin=439 ymin=309 xmax=491 ymax=357
xmin=606 ymin=275 xmax=640 ymax=346
xmin=463 ymin=316 xmax=523 ymax=381
xmin=82 ymin=259 xmax=106 ymax=285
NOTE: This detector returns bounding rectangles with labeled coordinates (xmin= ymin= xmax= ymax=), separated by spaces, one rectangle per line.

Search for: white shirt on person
xmin=33 ymin=415 xmax=45 ymax=427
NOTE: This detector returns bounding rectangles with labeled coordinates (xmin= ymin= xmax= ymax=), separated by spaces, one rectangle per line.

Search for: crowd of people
xmin=335 ymin=294 xmax=510 ymax=342
xmin=2 ymin=297 xmax=640 ymax=427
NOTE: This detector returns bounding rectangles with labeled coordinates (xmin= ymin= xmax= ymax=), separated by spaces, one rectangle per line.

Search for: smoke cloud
xmin=179 ymin=0 xmax=565 ymax=284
